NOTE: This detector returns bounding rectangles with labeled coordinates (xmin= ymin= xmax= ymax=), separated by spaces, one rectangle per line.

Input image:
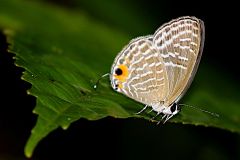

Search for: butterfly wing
xmin=111 ymin=36 xmax=169 ymax=106
xmin=153 ymin=16 xmax=205 ymax=105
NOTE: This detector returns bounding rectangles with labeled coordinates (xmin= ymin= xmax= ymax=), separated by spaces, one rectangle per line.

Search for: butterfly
xmin=107 ymin=16 xmax=205 ymax=123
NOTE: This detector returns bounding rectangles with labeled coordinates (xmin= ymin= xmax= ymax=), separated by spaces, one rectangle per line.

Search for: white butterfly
xmin=109 ymin=16 xmax=205 ymax=123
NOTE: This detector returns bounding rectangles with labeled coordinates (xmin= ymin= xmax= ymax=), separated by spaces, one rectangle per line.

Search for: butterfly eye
xmin=170 ymin=103 xmax=177 ymax=113
xmin=115 ymin=68 xmax=123 ymax=75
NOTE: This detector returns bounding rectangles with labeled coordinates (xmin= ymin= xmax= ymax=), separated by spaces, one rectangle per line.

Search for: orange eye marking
xmin=114 ymin=65 xmax=129 ymax=82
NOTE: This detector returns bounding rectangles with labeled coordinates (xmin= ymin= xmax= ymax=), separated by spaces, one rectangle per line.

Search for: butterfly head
xmin=170 ymin=103 xmax=181 ymax=115
xmin=110 ymin=64 xmax=129 ymax=92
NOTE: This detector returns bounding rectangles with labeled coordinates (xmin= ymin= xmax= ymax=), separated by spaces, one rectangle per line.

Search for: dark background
xmin=0 ymin=0 xmax=240 ymax=159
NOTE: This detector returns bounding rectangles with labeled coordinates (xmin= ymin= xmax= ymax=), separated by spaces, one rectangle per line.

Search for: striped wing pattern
xmin=153 ymin=17 xmax=204 ymax=106
xmin=111 ymin=16 xmax=204 ymax=112
xmin=111 ymin=37 xmax=168 ymax=106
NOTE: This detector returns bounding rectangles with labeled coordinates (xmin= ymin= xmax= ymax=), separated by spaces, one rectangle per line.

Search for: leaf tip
xmin=24 ymin=142 xmax=34 ymax=158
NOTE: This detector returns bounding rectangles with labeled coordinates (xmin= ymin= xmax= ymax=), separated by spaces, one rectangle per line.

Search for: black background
xmin=0 ymin=0 xmax=240 ymax=159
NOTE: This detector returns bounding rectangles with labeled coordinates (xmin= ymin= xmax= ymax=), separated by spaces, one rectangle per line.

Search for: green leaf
xmin=0 ymin=0 xmax=240 ymax=158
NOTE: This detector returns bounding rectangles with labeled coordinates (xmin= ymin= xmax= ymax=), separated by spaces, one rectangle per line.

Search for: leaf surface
xmin=0 ymin=0 xmax=239 ymax=157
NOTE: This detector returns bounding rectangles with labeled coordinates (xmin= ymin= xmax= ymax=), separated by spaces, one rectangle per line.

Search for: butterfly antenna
xmin=178 ymin=104 xmax=219 ymax=118
xmin=93 ymin=73 xmax=110 ymax=90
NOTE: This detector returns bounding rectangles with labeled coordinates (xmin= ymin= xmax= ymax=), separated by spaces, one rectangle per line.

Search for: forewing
xmin=153 ymin=16 xmax=204 ymax=105
xmin=111 ymin=36 xmax=169 ymax=106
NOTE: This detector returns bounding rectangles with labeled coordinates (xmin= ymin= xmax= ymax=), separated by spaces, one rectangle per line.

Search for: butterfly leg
xmin=157 ymin=114 xmax=167 ymax=125
xmin=163 ymin=114 xmax=175 ymax=124
xmin=147 ymin=108 xmax=154 ymax=114
xmin=150 ymin=112 xmax=161 ymax=121
xmin=135 ymin=105 xmax=148 ymax=115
